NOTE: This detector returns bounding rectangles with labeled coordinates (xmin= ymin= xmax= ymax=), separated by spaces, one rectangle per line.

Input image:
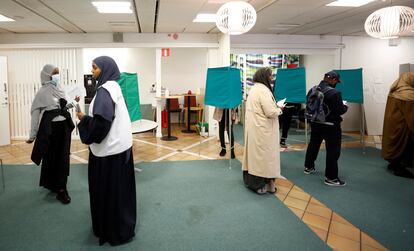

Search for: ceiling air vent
xmin=113 ymin=32 xmax=123 ymax=43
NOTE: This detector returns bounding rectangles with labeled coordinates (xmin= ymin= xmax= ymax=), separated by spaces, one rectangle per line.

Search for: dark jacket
xmin=31 ymin=99 xmax=75 ymax=165
xmin=318 ymin=81 xmax=348 ymax=124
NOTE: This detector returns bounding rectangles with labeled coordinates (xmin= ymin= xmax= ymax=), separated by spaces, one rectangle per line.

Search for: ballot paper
xmin=64 ymin=85 xmax=85 ymax=101
xmin=277 ymin=98 xmax=286 ymax=108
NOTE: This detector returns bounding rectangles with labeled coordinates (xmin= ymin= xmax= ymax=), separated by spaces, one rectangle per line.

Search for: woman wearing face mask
xmin=76 ymin=56 xmax=136 ymax=246
xmin=27 ymin=64 xmax=80 ymax=204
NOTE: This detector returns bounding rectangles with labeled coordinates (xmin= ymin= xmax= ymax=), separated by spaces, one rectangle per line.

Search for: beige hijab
xmin=388 ymin=72 xmax=414 ymax=101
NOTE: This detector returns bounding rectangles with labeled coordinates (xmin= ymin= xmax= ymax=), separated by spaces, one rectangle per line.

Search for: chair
xmin=169 ymin=98 xmax=182 ymax=124
xmin=183 ymin=96 xmax=203 ymax=126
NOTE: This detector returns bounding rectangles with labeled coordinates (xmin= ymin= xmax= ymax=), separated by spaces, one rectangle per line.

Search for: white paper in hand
xmin=343 ymin=100 xmax=348 ymax=105
xmin=277 ymin=98 xmax=287 ymax=108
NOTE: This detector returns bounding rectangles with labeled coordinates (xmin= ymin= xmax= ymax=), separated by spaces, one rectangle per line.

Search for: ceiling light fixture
xmin=365 ymin=6 xmax=414 ymax=39
xmin=92 ymin=1 xmax=132 ymax=13
xmin=216 ymin=1 xmax=257 ymax=35
xmin=193 ymin=14 xmax=217 ymax=23
xmin=327 ymin=0 xmax=376 ymax=7
xmin=0 ymin=14 xmax=15 ymax=22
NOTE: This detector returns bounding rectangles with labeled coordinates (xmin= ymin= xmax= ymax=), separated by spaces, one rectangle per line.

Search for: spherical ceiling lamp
xmin=216 ymin=1 xmax=257 ymax=35
xmin=364 ymin=6 xmax=414 ymax=39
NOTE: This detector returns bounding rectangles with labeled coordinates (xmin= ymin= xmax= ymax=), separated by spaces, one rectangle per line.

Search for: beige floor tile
xmin=309 ymin=225 xmax=328 ymax=242
xmin=361 ymin=244 xmax=386 ymax=251
xmin=361 ymin=232 xmax=388 ymax=251
xmin=277 ymin=185 xmax=292 ymax=195
xmin=327 ymin=232 xmax=360 ymax=251
xmin=302 ymin=212 xmax=330 ymax=231
xmin=332 ymin=212 xmax=353 ymax=226
xmin=292 ymin=185 xmax=305 ymax=192
xmin=288 ymin=189 xmax=311 ymax=201
xmin=329 ymin=221 xmax=360 ymax=242
xmin=284 ymin=196 xmax=308 ymax=211
xmin=274 ymin=192 xmax=287 ymax=201
xmin=309 ymin=197 xmax=325 ymax=207
xmin=275 ymin=178 xmax=294 ymax=188
xmin=305 ymin=203 xmax=332 ymax=219
xmin=288 ymin=206 xmax=304 ymax=219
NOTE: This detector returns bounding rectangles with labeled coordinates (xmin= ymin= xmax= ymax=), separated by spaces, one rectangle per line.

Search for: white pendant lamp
xmin=364 ymin=6 xmax=414 ymax=39
xmin=216 ymin=1 xmax=257 ymax=35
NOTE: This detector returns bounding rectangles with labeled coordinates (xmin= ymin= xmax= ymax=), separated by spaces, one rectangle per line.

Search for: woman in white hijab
xmin=27 ymin=64 xmax=79 ymax=204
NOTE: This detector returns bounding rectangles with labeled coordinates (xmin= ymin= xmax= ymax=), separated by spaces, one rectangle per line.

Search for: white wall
xmin=303 ymin=54 xmax=335 ymax=91
xmin=83 ymin=48 xmax=156 ymax=104
xmin=161 ymin=48 xmax=208 ymax=100
xmin=341 ymin=36 xmax=414 ymax=135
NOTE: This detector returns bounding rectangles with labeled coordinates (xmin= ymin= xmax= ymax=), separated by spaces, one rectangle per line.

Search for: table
xmin=182 ymin=94 xmax=197 ymax=133
xmin=156 ymin=96 xmax=181 ymax=141
xmin=131 ymin=119 xmax=158 ymax=134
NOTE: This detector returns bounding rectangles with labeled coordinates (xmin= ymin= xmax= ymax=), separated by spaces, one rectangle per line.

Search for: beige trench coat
xmin=242 ymin=83 xmax=283 ymax=178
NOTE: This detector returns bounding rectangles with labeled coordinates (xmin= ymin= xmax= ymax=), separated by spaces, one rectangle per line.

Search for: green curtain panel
xmin=335 ymin=68 xmax=364 ymax=103
xmin=117 ymin=72 xmax=142 ymax=122
xmin=205 ymin=67 xmax=242 ymax=109
xmin=274 ymin=67 xmax=306 ymax=103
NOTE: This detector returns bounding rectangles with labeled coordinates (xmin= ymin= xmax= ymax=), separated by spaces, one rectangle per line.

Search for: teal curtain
xmin=117 ymin=72 xmax=141 ymax=122
xmin=274 ymin=67 xmax=306 ymax=103
xmin=205 ymin=67 xmax=242 ymax=108
xmin=335 ymin=68 xmax=364 ymax=103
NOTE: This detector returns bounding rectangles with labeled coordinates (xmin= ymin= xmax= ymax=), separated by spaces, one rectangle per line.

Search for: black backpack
xmin=305 ymin=85 xmax=333 ymax=125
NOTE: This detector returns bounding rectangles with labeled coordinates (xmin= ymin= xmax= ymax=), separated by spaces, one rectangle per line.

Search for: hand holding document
xmin=343 ymin=100 xmax=348 ymax=106
xmin=277 ymin=98 xmax=287 ymax=108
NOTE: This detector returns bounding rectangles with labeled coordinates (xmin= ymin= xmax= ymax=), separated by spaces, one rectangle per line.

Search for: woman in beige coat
xmin=243 ymin=67 xmax=284 ymax=194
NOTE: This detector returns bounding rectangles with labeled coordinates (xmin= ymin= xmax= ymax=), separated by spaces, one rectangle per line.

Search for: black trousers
xmin=304 ymin=122 xmax=342 ymax=180
xmin=219 ymin=109 xmax=234 ymax=150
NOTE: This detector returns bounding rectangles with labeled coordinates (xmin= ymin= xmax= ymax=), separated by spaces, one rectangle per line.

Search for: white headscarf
xmin=30 ymin=64 xmax=67 ymax=113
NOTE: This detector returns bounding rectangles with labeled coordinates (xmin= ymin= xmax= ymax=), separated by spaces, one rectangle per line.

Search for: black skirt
xmin=39 ymin=120 xmax=71 ymax=191
xmin=88 ymin=147 xmax=137 ymax=246
xmin=243 ymin=171 xmax=272 ymax=192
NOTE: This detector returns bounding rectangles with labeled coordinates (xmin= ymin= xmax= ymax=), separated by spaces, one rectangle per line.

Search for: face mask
xmin=51 ymin=74 xmax=60 ymax=86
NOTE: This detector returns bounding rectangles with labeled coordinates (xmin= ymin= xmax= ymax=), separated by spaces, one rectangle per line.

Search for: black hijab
xmin=93 ymin=56 xmax=120 ymax=87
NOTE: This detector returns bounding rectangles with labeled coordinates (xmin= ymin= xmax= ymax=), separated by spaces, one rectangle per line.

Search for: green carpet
xmin=233 ymin=124 xmax=358 ymax=146
xmin=0 ymin=161 xmax=329 ymax=250
xmin=281 ymin=147 xmax=414 ymax=251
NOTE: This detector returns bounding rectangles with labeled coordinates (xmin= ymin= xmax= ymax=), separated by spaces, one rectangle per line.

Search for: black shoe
xmin=280 ymin=140 xmax=287 ymax=148
xmin=219 ymin=149 xmax=226 ymax=157
xmin=324 ymin=178 xmax=346 ymax=187
xmin=304 ymin=166 xmax=316 ymax=174
xmin=394 ymin=168 xmax=414 ymax=179
xmin=56 ymin=190 xmax=71 ymax=204
xmin=231 ymin=150 xmax=235 ymax=159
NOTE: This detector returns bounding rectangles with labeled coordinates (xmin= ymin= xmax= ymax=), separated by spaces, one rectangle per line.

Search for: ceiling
xmin=0 ymin=0 xmax=413 ymax=37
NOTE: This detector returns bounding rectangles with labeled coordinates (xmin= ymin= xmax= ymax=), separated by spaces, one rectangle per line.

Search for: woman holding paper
xmin=27 ymin=64 xmax=79 ymax=204
xmin=76 ymin=56 xmax=136 ymax=246
xmin=242 ymin=67 xmax=284 ymax=194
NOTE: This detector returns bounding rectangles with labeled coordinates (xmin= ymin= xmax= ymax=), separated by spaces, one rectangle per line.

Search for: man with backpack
xmin=304 ymin=71 xmax=348 ymax=186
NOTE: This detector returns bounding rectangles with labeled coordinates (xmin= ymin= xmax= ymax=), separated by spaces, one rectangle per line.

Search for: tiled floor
xmin=0 ymin=124 xmax=387 ymax=251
